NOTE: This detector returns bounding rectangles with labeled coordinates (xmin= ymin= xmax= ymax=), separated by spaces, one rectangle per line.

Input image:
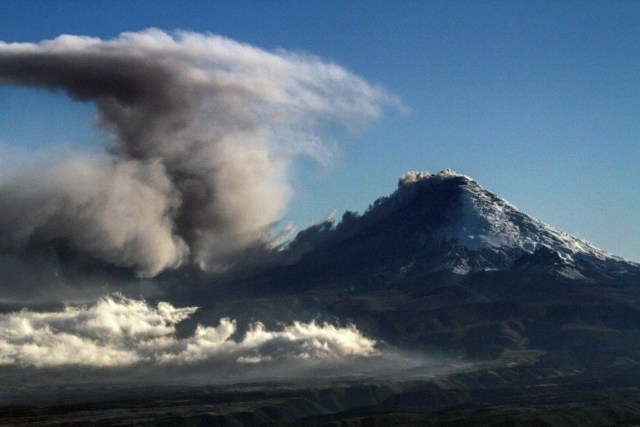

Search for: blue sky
xmin=0 ymin=0 xmax=638 ymax=261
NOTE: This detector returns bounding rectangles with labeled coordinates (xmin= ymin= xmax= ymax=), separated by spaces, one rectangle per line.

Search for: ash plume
xmin=0 ymin=29 xmax=395 ymax=278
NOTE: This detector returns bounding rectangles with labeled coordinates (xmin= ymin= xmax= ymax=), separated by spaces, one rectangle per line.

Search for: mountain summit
xmin=281 ymin=169 xmax=638 ymax=282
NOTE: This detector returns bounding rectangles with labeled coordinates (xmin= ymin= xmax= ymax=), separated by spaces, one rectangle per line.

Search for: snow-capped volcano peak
xmin=283 ymin=169 xmax=638 ymax=280
xmin=391 ymin=169 xmax=637 ymax=278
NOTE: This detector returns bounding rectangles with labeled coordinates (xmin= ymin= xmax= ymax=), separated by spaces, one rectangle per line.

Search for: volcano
xmin=278 ymin=168 xmax=637 ymax=279
xmin=189 ymin=169 xmax=640 ymax=364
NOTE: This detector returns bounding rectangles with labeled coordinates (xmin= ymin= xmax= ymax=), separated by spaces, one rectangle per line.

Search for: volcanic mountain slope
xmin=277 ymin=169 xmax=637 ymax=280
xmin=189 ymin=170 xmax=640 ymax=366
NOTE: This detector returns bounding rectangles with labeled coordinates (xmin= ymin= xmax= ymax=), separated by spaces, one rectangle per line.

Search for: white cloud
xmin=0 ymin=295 xmax=377 ymax=369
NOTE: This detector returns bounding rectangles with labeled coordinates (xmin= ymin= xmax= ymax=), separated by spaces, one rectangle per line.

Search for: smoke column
xmin=0 ymin=29 xmax=395 ymax=277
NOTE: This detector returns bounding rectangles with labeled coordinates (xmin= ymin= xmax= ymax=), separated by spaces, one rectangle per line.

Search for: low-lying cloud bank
xmin=0 ymin=296 xmax=540 ymax=395
xmin=0 ymin=29 xmax=397 ymax=278
xmin=0 ymin=295 xmax=377 ymax=369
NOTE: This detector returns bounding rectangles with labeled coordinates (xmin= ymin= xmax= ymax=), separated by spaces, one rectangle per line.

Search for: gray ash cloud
xmin=0 ymin=29 xmax=396 ymax=280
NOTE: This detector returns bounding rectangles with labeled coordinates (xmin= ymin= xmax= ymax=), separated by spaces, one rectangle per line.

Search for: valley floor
xmin=3 ymin=365 xmax=640 ymax=426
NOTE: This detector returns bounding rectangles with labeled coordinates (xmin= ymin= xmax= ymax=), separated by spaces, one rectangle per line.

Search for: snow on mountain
xmin=448 ymin=170 xmax=604 ymax=257
xmin=395 ymin=169 xmax=637 ymax=278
